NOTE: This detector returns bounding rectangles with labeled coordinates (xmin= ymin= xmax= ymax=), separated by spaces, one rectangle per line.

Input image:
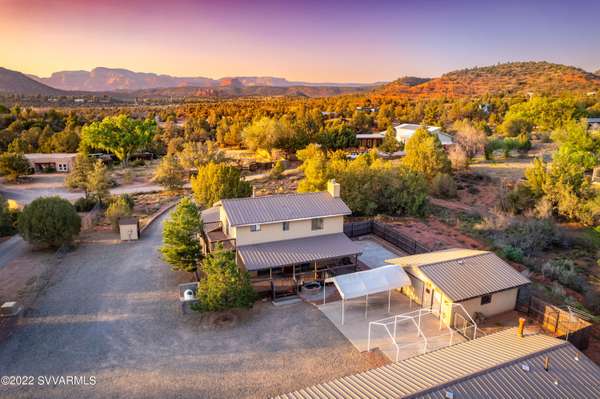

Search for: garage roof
xmin=326 ymin=264 xmax=411 ymax=300
xmin=237 ymin=233 xmax=362 ymax=271
xmin=386 ymin=249 xmax=530 ymax=302
xmin=274 ymin=328 xmax=600 ymax=399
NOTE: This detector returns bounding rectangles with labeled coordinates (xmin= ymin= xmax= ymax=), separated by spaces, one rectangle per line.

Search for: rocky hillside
xmin=0 ymin=67 xmax=67 ymax=96
xmin=29 ymin=67 xmax=381 ymax=92
xmin=376 ymin=62 xmax=600 ymax=98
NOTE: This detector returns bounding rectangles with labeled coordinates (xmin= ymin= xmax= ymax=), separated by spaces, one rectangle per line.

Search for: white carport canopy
xmin=325 ymin=265 xmax=411 ymax=324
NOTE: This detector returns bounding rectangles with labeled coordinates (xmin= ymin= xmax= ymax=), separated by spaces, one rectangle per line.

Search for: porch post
xmin=314 ymin=261 xmax=317 ymax=280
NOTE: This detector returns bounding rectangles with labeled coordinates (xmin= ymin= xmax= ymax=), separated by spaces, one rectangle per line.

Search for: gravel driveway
xmin=0 ymin=213 xmax=380 ymax=399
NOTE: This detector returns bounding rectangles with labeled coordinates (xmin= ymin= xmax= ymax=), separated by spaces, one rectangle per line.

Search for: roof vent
xmin=445 ymin=391 xmax=454 ymax=399
xmin=574 ymin=354 xmax=580 ymax=362
xmin=521 ymin=364 xmax=530 ymax=372
xmin=457 ymin=260 xmax=464 ymax=264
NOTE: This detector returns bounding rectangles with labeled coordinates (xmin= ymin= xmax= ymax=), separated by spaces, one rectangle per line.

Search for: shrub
xmin=430 ymin=173 xmax=457 ymax=199
xmin=106 ymin=195 xmax=133 ymax=231
xmin=500 ymin=184 xmax=536 ymax=215
xmin=153 ymin=154 xmax=185 ymax=190
xmin=18 ymin=196 xmax=81 ymax=248
xmin=0 ymin=152 xmax=31 ymax=182
xmin=0 ymin=195 xmax=18 ymax=236
xmin=501 ymin=245 xmax=524 ymax=263
xmin=270 ymin=160 xmax=285 ymax=179
xmin=448 ymin=145 xmax=469 ymax=170
xmin=541 ymin=258 xmax=586 ymax=293
xmin=195 ymin=248 xmax=256 ymax=312
xmin=74 ymin=197 xmax=97 ymax=212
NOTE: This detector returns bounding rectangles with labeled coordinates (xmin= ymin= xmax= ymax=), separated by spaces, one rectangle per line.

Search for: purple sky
xmin=1 ymin=0 xmax=599 ymax=82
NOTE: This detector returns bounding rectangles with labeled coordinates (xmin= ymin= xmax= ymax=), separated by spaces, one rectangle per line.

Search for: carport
xmin=324 ymin=265 xmax=411 ymax=324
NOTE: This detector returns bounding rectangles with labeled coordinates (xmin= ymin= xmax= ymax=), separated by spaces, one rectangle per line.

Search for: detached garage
xmin=386 ymin=249 xmax=530 ymax=327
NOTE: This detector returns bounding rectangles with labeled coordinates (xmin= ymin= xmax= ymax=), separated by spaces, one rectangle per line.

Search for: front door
xmin=423 ymin=287 xmax=433 ymax=310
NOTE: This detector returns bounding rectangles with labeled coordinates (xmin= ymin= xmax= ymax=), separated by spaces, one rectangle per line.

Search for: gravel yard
xmin=0 ymin=213 xmax=381 ymax=399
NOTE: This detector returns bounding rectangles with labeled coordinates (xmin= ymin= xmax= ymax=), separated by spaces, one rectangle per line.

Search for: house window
xmin=57 ymin=163 xmax=68 ymax=172
xmin=311 ymin=218 xmax=324 ymax=230
xmin=481 ymin=294 xmax=492 ymax=305
xmin=250 ymin=224 xmax=261 ymax=232
xmin=282 ymin=221 xmax=290 ymax=231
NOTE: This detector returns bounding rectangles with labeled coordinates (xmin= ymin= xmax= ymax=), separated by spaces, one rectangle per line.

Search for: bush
xmin=0 ymin=152 xmax=31 ymax=182
xmin=270 ymin=160 xmax=285 ymax=179
xmin=430 ymin=173 xmax=457 ymax=199
xmin=0 ymin=195 xmax=19 ymax=236
xmin=130 ymin=159 xmax=146 ymax=167
xmin=106 ymin=195 xmax=133 ymax=231
xmin=448 ymin=146 xmax=468 ymax=171
xmin=500 ymin=184 xmax=536 ymax=215
xmin=74 ymin=197 xmax=97 ymax=212
xmin=195 ymin=248 xmax=256 ymax=312
xmin=501 ymin=245 xmax=524 ymax=263
xmin=541 ymin=259 xmax=586 ymax=293
xmin=18 ymin=197 xmax=81 ymax=248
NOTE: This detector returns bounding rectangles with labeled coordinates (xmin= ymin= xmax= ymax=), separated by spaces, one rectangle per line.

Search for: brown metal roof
xmin=219 ymin=192 xmax=351 ymax=227
xmin=237 ymin=233 xmax=362 ymax=271
xmin=386 ymin=249 xmax=530 ymax=302
xmin=274 ymin=328 xmax=600 ymax=399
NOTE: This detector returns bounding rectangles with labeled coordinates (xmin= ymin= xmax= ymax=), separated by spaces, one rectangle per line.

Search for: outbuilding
xmin=118 ymin=217 xmax=140 ymax=241
xmin=24 ymin=153 xmax=77 ymax=173
xmin=385 ymin=249 xmax=531 ymax=327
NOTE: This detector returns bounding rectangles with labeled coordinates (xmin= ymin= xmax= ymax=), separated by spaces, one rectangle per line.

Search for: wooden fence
xmin=519 ymin=295 xmax=594 ymax=350
xmin=344 ymin=220 xmax=430 ymax=255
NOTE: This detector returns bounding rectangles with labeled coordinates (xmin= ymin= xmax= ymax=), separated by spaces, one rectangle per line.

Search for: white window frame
xmin=311 ymin=218 xmax=324 ymax=231
xmin=250 ymin=224 xmax=261 ymax=232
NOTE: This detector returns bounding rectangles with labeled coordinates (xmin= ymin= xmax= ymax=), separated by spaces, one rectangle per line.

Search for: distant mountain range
xmin=376 ymin=62 xmax=600 ymax=97
xmin=26 ymin=67 xmax=383 ymax=92
xmin=0 ymin=67 xmax=69 ymax=96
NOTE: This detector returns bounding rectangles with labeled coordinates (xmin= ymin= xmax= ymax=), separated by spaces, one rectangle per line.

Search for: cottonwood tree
xmin=452 ymin=119 xmax=487 ymax=159
xmin=191 ymin=162 xmax=252 ymax=208
xmin=80 ymin=115 xmax=156 ymax=166
xmin=160 ymin=198 xmax=203 ymax=280
xmin=297 ymin=144 xmax=329 ymax=192
xmin=18 ymin=196 xmax=81 ymax=248
xmin=195 ymin=247 xmax=256 ymax=311
xmin=402 ymin=127 xmax=451 ymax=180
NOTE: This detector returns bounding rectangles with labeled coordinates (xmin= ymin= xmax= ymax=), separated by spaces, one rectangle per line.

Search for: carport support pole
xmin=388 ymin=289 xmax=391 ymax=313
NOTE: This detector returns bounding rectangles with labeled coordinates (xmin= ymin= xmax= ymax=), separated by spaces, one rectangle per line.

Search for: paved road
xmin=0 ymin=236 xmax=30 ymax=270
xmin=0 ymin=211 xmax=375 ymax=399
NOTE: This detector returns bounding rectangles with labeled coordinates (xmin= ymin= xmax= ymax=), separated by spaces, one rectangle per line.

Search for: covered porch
xmin=236 ymin=233 xmax=363 ymax=300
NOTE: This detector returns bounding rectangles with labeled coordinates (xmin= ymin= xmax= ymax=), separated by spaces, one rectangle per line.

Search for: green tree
xmin=18 ymin=196 xmax=81 ymax=248
xmin=160 ymin=198 xmax=203 ymax=279
xmin=178 ymin=140 xmax=224 ymax=170
xmin=106 ymin=195 xmax=133 ymax=231
xmin=195 ymin=248 xmax=256 ymax=311
xmin=297 ymin=144 xmax=329 ymax=192
xmin=402 ymin=127 xmax=451 ymax=180
xmin=0 ymin=194 xmax=18 ymax=236
xmin=524 ymin=157 xmax=548 ymax=197
xmin=378 ymin=125 xmax=400 ymax=154
xmin=153 ymin=154 xmax=185 ymax=190
xmin=498 ymin=116 xmax=534 ymax=137
xmin=65 ymin=154 xmax=94 ymax=197
xmin=0 ymin=152 xmax=31 ymax=182
xmin=87 ymin=160 xmax=111 ymax=204
xmin=80 ymin=115 xmax=156 ymax=166
xmin=191 ymin=162 xmax=252 ymax=208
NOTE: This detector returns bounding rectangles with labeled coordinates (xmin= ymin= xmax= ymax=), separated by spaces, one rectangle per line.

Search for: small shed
xmin=118 ymin=217 xmax=140 ymax=241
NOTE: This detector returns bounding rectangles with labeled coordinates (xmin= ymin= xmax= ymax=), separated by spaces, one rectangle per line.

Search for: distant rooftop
xmin=274 ymin=328 xmax=600 ymax=399
xmin=219 ymin=192 xmax=351 ymax=227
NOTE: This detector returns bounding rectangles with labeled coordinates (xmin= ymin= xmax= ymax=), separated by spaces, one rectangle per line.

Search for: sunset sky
xmin=1 ymin=0 xmax=599 ymax=83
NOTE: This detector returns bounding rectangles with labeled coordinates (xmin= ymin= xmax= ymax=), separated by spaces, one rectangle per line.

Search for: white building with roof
xmin=356 ymin=123 xmax=454 ymax=149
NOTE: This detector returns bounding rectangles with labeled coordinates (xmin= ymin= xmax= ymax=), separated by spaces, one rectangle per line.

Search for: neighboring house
xmin=386 ymin=249 xmax=531 ymax=326
xmin=24 ymin=153 xmax=77 ymax=173
xmin=201 ymin=180 xmax=362 ymax=298
xmin=275 ymin=327 xmax=600 ymax=399
xmin=587 ymin=117 xmax=600 ymax=130
xmin=356 ymin=123 xmax=454 ymax=149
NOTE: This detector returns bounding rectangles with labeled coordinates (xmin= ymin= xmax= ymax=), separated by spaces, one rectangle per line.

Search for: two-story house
xmin=200 ymin=180 xmax=362 ymax=298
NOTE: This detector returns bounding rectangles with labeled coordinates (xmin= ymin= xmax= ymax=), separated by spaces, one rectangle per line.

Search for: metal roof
xmin=386 ymin=249 xmax=530 ymax=302
xmin=326 ymin=264 xmax=411 ymax=300
xmin=237 ymin=233 xmax=362 ymax=271
xmin=219 ymin=192 xmax=351 ymax=227
xmin=200 ymin=206 xmax=221 ymax=224
xmin=274 ymin=328 xmax=600 ymax=399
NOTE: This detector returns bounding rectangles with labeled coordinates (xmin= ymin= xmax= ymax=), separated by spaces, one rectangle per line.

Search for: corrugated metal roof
xmin=200 ymin=206 xmax=221 ymax=224
xmin=386 ymin=249 xmax=530 ymax=302
xmin=274 ymin=328 xmax=600 ymax=399
xmin=237 ymin=233 xmax=362 ymax=271
xmin=219 ymin=192 xmax=351 ymax=227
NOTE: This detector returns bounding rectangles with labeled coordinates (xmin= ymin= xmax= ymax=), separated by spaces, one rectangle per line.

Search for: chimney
xmin=252 ymin=186 xmax=256 ymax=198
xmin=517 ymin=317 xmax=526 ymax=337
xmin=327 ymin=179 xmax=340 ymax=198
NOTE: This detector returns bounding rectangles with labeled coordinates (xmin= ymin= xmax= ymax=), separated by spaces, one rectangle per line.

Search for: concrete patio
xmin=318 ymin=290 xmax=466 ymax=361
